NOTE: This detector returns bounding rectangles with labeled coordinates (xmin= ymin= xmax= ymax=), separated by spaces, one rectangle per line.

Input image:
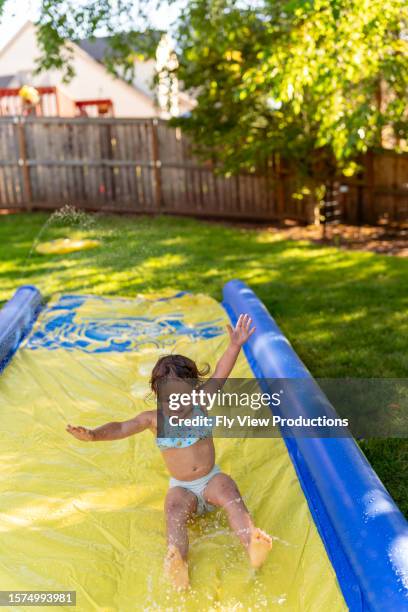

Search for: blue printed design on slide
xmin=25 ymin=294 xmax=225 ymax=353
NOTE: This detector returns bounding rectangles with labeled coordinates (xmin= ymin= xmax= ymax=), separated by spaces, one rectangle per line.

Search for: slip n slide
xmin=0 ymin=280 xmax=407 ymax=611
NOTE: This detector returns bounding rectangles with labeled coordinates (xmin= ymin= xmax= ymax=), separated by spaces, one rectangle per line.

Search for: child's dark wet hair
xmin=150 ymin=354 xmax=210 ymax=395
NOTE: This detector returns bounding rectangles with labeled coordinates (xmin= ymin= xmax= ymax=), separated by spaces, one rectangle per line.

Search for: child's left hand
xmin=226 ymin=314 xmax=255 ymax=347
xmin=66 ymin=423 xmax=94 ymax=441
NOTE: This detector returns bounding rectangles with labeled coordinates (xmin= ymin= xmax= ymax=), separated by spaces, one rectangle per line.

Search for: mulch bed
xmin=224 ymin=217 xmax=408 ymax=257
xmin=267 ymin=224 xmax=408 ymax=257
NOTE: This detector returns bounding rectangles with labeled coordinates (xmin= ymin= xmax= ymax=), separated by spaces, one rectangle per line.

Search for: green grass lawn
xmin=1 ymin=211 xmax=407 ymax=515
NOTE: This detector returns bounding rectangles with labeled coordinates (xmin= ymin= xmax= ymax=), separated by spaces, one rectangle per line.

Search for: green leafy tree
xmin=172 ymin=0 xmax=408 ymax=215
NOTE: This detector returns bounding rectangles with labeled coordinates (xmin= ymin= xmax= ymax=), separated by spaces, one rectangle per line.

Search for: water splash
xmin=21 ymin=205 xmax=97 ymax=274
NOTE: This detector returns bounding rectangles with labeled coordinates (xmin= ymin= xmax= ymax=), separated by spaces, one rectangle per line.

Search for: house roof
xmin=0 ymin=74 xmax=14 ymax=87
xmin=78 ymin=37 xmax=110 ymax=63
xmin=78 ymin=32 xmax=162 ymax=64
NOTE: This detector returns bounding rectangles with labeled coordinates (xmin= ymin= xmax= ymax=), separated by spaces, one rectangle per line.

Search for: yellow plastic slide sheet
xmin=0 ymin=291 xmax=346 ymax=611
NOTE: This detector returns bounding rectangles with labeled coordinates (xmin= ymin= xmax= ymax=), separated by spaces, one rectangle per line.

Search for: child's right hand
xmin=227 ymin=313 xmax=255 ymax=347
xmin=66 ymin=424 xmax=94 ymax=441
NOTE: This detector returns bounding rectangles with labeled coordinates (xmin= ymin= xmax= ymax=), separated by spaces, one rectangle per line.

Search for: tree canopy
xmin=173 ymin=0 xmax=407 ymax=186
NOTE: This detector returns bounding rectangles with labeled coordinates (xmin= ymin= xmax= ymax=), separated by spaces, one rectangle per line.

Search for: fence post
xmin=365 ymin=150 xmax=375 ymax=224
xmin=16 ymin=117 xmax=32 ymax=211
xmin=151 ymin=118 xmax=163 ymax=211
xmin=276 ymin=155 xmax=286 ymax=215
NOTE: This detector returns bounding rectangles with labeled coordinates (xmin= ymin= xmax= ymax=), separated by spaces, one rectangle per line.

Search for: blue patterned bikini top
xmin=156 ymin=404 xmax=214 ymax=450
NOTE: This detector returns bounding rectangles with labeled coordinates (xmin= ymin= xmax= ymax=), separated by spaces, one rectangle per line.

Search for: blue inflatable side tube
xmin=223 ymin=279 xmax=408 ymax=612
xmin=0 ymin=286 xmax=43 ymax=373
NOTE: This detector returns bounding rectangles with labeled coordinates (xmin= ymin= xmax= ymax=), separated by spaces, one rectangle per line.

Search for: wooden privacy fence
xmin=0 ymin=116 xmax=407 ymax=224
xmin=0 ymin=116 xmax=308 ymax=221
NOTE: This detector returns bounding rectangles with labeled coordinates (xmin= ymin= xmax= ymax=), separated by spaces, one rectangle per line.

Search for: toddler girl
xmin=67 ymin=314 xmax=272 ymax=589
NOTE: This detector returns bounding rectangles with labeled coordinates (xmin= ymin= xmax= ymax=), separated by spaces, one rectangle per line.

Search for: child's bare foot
xmin=248 ymin=527 xmax=272 ymax=568
xmin=164 ymin=545 xmax=189 ymax=590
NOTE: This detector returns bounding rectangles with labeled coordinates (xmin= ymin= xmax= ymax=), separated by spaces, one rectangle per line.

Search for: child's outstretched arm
xmin=200 ymin=314 xmax=255 ymax=398
xmin=66 ymin=410 xmax=155 ymax=442
xmin=214 ymin=314 xmax=255 ymax=378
